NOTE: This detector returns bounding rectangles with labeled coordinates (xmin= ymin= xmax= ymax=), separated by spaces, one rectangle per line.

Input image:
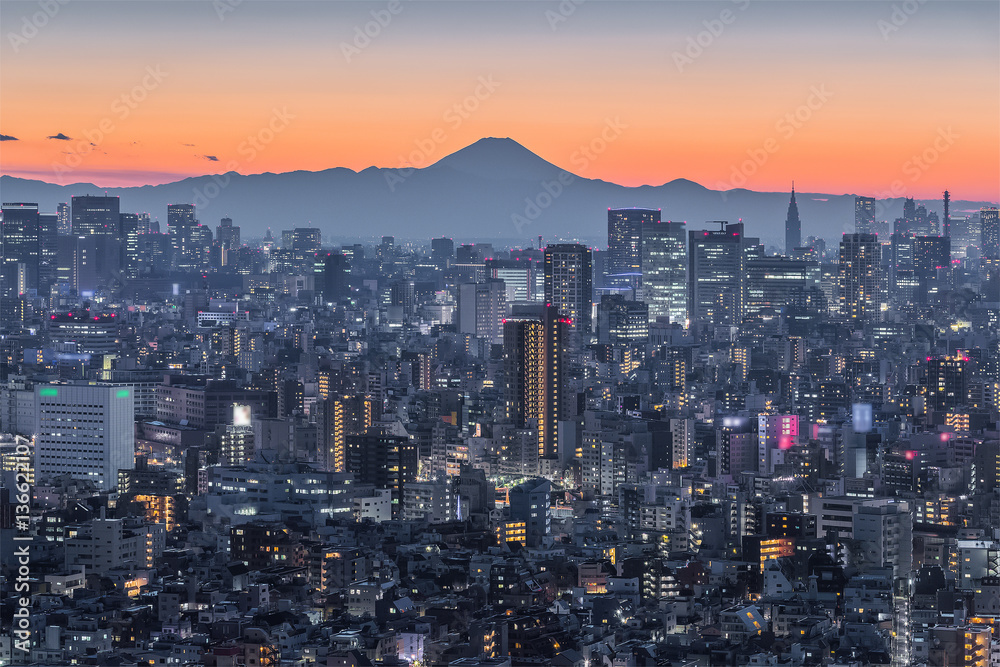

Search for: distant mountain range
xmin=1 ymin=137 xmax=994 ymax=247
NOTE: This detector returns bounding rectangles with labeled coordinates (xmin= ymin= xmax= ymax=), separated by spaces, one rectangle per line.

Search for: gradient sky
xmin=1 ymin=1 xmax=997 ymax=201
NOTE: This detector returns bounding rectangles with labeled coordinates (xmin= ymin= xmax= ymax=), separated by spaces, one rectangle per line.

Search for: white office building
xmin=34 ymin=384 xmax=135 ymax=491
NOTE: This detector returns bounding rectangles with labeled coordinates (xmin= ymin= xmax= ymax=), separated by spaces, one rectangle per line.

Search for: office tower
xmin=608 ymin=208 xmax=658 ymax=290
xmin=316 ymin=252 xmax=350 ymax=303
xmin=641 ymin=219 xmax=686 ymax=324
xmin=458 ymin=280 xmax=507 ymax=344
xmin=838 ymin=233 xmax=882 ymax=322
xmin=745 ymin=256 xmax=823 ymax=315
xmin=855 ymin=196 xmax=876 ymax=235
xmin=216 ymin=217 xmax=240 ymax=250
xmin=119 ymin=212 xmax=140 ymax=279
xmin=912 ymin=235 xmax=951 ymax=301
xmin=56 ymin=202 xmax=71 ymax=235
xmin=487 ymin=258 xmax=535 ymax=302
xmin=71 ymin=195 xmax=120 ymax=235
xmin=1 ymin=202 xmax=40 ymax=294
xmin=292 ymin=227 xmax=321 ymax=255
xmin=431 ymin=237 xmax=454 ymax=267
xmin=543 ymin=243 xmax=592 ymax=333
xmin=785 ymin=184 xmax=801 ymax=255
xmin=943 ymin=191 xmax=951 ymax=237
xmin=504 ymin=305 xmax=565 ymax=461
xmin=982 ymin=207 xmax=1000 ymax=259
xmin=346 ymin=426 xmax=417 ymax=517
xmin=38 ymin=213 xmax=57 ymax=294
xmin=926 ymin=353 xmax=968 ymax=413
xmin=688 ymin=221 xmax=745 ymax=328
xmin=34 ymin=384 xmax=135 ymax=491
xmin=167 ymin=203 xmax=208 ymax=271
xmin=596 ymin=294 xmax=649 ymax=344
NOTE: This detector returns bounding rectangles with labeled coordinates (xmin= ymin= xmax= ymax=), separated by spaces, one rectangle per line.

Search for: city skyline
xmin=0 ymin=1 xmax=997 ymax=201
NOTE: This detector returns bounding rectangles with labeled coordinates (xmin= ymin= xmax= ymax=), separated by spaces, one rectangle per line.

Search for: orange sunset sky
xmin=1 ymin=1 xmax=997 ymax=202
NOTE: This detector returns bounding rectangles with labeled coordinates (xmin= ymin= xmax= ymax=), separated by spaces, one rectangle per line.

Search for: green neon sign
xmin=116 ymin=389 xmax=130 ymax=398
xmin=39 ymin=387 xmax=58 ymax=397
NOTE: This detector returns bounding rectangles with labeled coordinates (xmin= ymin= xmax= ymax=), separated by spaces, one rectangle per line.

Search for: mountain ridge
xmin=1 ymin=138 xmax=994 ymax=245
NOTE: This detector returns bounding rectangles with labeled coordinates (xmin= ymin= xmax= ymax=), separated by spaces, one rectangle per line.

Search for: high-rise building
xmin=981 ymin=207 xmax=999 ymax=259
xmin=942 ymin=191 xmax=951 ymax=238
xmin=503 ymin=305 xmax=566 ymax=461
xmin=320 ymin=394 xmax=373 ymax=473
xmin=1 ymin=202 xmax=41 ymax=295
xmin=216 ymin=217 xmax=240 ymax=250
xmin=926 ymin=353 xmax=968 ymax=413
xmin=431 ymin=237 xmax=454 ymax=267
xmin=855 ymin=196 xmax=876 ymax=235
xmin=167 ymin=203 xmax=208 ymax=271
xmin=56 ymin=202 xmax=71 ymax=235
xmin=543 ymin=243 xmax=592 ymax=333
xmin=458 ymin=280 xmax=507 ymax=344
xmin=34 ymin=384 xmax=135 ymax=491
xmin=487 ymin=259 xmax=536 ymax=302
xmin=596 ymin=294 xmax=648 ymax=344
xmin=785 ymin=184 xmax=801 ymax=255
xmin=745 ymin=256 xmax=823 ymax=315
xmin=838 ymin=233 xmax=882 ymax=322
xmin=688 ymin=222 xmax=745 ymax=328
xmin=346 ymin=426 xmax=417 ymax=517
xmin=640 ymin=219 xmax=686 ymax=324
xmin=608 ymin=208 xmax=658 ymax=290
xmin=71 ymin=195 xmax=120 ymax=236
xmin=316 ymin=252 xmax=350 ymax=303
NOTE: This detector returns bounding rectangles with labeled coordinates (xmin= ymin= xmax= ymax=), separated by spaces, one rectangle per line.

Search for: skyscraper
xmin=785 ymin=184 xmax=801 ymax=255
xmin=982 ymin=207 xmax=999 ymax=259
xmin=56 ymin=202 xmax=71 ymax=235
xmin=942 ymin=191 xmax=951 ymax=238
xmin=544 ymin=243 xmax=592 ymax=333
xmin=688 ymin=222 xmax=745 ymax=328
xmin=216 ymin=217 xmax=241 ymax=250
xmin=71 ymin=195 xmax=120 ymax=236
xmin=608 ymin=208 xmax=658 ymax=290
xmin=504 ymin=305 xmax=565 ymax=461
xmin=641 ymin=219 xmax=687 ymax=324
xmin=458 ymin=280 xmax=507 ymax=344
xmin=855 ymin=196 xmax=876 ymax=235
xmin=838 ymin=233 xmax=882 ymax=322
xmin=1 ymin=202 xmax=40 ymax=294
xmin=167 ymin=204 xmax=207 ymax=271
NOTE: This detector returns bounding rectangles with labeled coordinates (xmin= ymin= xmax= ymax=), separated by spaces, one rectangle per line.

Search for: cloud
xmin=202 ymin=155 xmax=219 ymax=161
xmin=182 ymin=142 xmax=195 ymax=146
xmin=0 ymin=134 xmax=18 ymax=141
xmin=48 ymin=133 xmax=72 ymax=140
